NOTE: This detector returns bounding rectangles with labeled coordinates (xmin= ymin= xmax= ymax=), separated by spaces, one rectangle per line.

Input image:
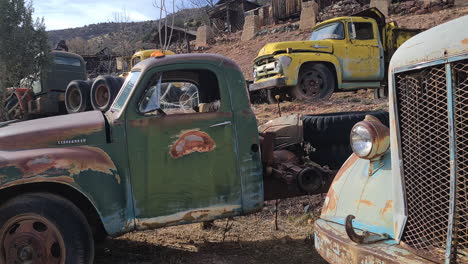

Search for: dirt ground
xmin=95 ymin=196 xmax=327 ymax=264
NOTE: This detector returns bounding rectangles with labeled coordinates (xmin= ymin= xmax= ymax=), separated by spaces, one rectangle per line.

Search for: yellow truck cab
xmin=120 ymin=49 xmax=175 ymax=78
xmin=250 ymin=8 xmax=419 ymax=103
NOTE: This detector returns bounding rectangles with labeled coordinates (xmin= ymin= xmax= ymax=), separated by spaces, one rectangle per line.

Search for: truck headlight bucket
xmin=350 ymin=115 xmax=390 ymax=160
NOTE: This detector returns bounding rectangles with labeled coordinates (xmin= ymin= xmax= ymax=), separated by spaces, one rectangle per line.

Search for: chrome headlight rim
xmin=350 ymin=116 xmax=390 ymax=160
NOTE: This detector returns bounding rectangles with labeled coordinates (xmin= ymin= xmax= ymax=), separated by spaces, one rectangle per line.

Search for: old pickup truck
xmin=0 ymin=52 xmax=376 ymax=263
xmin=314 ymin=15 xmax=468 ymax=263
xmin=250 ymin=8 xmax=420 ymax=103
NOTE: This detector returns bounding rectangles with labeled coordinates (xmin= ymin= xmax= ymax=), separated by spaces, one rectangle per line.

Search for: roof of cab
xmin=51 ymin=50 xmax=84 ymax=60
xmin=389 ymin=15 xmax=468 ymax=72
xmin=132 ymin=53 xmax=241 ymax=73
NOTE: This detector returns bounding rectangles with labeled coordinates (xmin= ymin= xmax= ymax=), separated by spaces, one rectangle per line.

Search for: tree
xmin=0 ymin=0 xmax=50 ymax=120
xmin=153 ymin=0 xmax=176 ymax=50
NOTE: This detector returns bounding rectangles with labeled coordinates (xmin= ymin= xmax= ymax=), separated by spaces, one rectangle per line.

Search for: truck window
xmin=111 ymin=71 xmax=141 ymax=111
xmin=53 ymin=56 xmax=81 ymax=67
xmin=310 ymin=22 xmax=344 ymax=41
xmin=349 ymin=22 xmax=374 ymax=40
xmin=139 ymin=69 xmax=220 ymax=115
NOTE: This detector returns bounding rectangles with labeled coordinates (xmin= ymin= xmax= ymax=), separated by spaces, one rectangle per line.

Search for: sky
xmin=32 ymin=0 xmax=181 ymax=31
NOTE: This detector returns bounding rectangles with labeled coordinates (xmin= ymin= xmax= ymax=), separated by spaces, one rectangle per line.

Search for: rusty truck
xmin=314 ymin=15 xmax=468 ymax=263
xmin=0 ymin=52 xmax=388 ymax=263
xmin=250 ymin=8 xmax=420 ymax=103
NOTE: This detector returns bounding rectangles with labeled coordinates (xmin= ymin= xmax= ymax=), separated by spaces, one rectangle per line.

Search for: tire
xmin=309 ymin=143 xmax=353 ymax=170
xmin=302 ymin=110 xmax=389 ymax=146
xmin=374 ymin=86 xmax=388 ymax=99
xmin=267 ymin=89 xmax=280 ymax=104
xmin=292 ymin=64 xmax=335 ymax=102
xmin=90 ymin=76 xmax=121 ymax=112
xmin=114 ymin=77 xmax=125 ymax=89
xmin=65 ymin=80 xmax=92 ymax=114
xmin=0 ymin=193 xmax=94 ymax=264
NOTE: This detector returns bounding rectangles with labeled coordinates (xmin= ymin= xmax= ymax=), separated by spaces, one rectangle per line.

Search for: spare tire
xmin=302 ymin=110 xmax=389 ymax=146
xmin=90 ymin=76 xmax=122 ymax=112
xmin=65 ymin=80 xmax=93 ymax=114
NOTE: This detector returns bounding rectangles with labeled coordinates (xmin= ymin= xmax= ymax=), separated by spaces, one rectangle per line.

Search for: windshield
xmin=110 ymin=71 xmax=141 ymax=112
xmin=310 ymin=22 xmax=345 ymax=41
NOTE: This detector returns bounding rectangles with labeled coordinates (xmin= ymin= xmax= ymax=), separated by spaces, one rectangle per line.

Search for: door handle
xmin=209 ymin=121 xmax=231 ymax=128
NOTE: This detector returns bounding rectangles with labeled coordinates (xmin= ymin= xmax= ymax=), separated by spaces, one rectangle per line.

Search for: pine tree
xmin=0 ymin=0 xmax=50 ymax=120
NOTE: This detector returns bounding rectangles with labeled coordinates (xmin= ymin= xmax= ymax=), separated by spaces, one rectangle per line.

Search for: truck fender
xmin=0 ymin=146 xmax=132 ymax=236
xmin=278 ymin=53 xmax=343 ymax=86
xmin=321 ymin=151 xmax=396 ymax=238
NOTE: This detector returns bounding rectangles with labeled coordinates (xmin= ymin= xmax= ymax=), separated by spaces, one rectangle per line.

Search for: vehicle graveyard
xmin=0 ymin=2 xmax=467 ymax=264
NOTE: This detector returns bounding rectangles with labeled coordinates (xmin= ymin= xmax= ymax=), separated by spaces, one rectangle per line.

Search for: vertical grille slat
xmin=396 ymin=65 xmax=451 ymax=262
xmin=454 ymin=60 xmax=468 ymax=262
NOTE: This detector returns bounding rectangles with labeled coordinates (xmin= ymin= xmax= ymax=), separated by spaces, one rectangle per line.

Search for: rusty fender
xmin=135 ymin=205 xmax=241 ymax=230
xmin=0 ymin=146 xmax=120 ymax=187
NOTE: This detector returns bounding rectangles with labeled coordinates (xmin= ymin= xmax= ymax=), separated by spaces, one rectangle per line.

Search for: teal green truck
xmin=0 ymin=53 xmax=353 ymax=263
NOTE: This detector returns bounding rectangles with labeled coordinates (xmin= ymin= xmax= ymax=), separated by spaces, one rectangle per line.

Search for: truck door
xmin=343 ymin=21 xmax=384 ymax=81
xmin=125 ymin=64 xmax=243 ymax=229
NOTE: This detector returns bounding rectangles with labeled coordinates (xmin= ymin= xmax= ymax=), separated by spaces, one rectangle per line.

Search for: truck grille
xmin=395 ymin=60 xmax=468 ymax=263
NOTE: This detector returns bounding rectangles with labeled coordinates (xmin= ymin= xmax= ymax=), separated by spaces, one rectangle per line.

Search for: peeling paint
xmin=380 ymin=200 xmax=393 ymax=217
xmin=462 ymin=38 xmax=468 ymax=45
xmin=358 ymin=200 xmax=376 ymax=207
xmin=135 ymin=204 xmax=240 ymax=230
xmin=169 ymin=130 xmax=216 ymax=159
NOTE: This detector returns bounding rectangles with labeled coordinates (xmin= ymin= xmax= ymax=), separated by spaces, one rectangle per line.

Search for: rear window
xmin=54 ymin=56 xmax=81 ymax=67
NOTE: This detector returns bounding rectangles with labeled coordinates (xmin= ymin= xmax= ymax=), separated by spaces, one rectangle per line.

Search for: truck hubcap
xmin=300 ymin=70 xmax=324 ymax=99
xmin=95 ymin=84 xmax=110 ymax=107
xmin=68 ymin=88 xmax=82 ymax=110
xmin=0 ymin=214 xmax=65 ymax=264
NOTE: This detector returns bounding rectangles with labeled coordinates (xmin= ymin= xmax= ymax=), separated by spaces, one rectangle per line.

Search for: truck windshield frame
xmin=310 ymin=22 xmax=345 ymax=41
xmin=110 ymin=71 xmax=142 ymax=112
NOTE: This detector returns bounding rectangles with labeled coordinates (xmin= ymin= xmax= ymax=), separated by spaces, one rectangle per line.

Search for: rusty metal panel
xmin=314 ymin=219 xmax=431 ymax=264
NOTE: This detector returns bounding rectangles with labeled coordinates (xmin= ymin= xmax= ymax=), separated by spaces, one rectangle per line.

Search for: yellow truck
xmin=119 ymin=49 xmax=175 ymax=77
xmin=250 ymin=8 xmax=420 ymax=103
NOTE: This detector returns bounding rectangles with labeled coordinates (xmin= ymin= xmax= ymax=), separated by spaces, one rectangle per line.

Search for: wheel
xmin=65 ymin=80 xmax=92 ymax=114
xmin=0 ymin=193 xmax=94 ymax=264
xmin=90 ymin=76 xmax=121 ymax=112
xmin=302 ymin=110 xmax=389 ymax=146
xmin=374 ymin=86 xmax=388 ymax=99
xmin=292 ymin=64 xmax=335 ymax=102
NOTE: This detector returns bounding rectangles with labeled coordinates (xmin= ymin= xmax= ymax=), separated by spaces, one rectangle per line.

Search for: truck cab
xmin=250 ymin=8 xmax=418 ymax=103
xmin=5 ymin=51 xmax=86 ymax=119
xmin=314 ymin=15 xmax=468 ymax=263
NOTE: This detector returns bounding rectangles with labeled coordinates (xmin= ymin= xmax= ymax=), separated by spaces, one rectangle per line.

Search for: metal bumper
xmin=314 ymin=219 xmax=431 ymax=264
xmin=249 ymin=77 xmax=287 ymax=91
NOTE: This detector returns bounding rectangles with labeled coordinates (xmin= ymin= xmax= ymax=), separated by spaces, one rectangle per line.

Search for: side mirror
xmin=350 ymin=23 xmax=357 ymax=40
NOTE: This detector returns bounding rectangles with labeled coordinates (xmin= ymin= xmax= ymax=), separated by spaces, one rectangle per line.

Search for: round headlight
xmin=350 ymin=115 xmax=390 ymax=160
xmin=351 ymin=125 xmax=373 ymax=157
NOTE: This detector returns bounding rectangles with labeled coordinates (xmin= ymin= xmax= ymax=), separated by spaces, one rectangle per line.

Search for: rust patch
xmin=169 ymin=130 xmax=216 ymax=159
xmin=0 ymin=146 xmax=118 ymax=181
xmin=322 ymin=187 xmax=337 ymax=215
xmin=358 ymin=200 xmax=376 ymax=207
xmin=462 ymin=38 xmax=468 ymax=45
xmin=380 ymin=200 xmax=393 ymax=216
xmin=0 ymin=176 xmax=75 ymax=190
xmin=333 ymin=154 xmax=359 ymax=183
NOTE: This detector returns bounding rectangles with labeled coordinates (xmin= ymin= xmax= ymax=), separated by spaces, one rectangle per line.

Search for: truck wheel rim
xmin=0 ymin=214 xmax=66 ymax=264
xmin=95 ymin=84 xmax=110 ymax=108
xmin=299 ymin=70 xmax=324 ymax=99
xmin=67 ymin=88 xmax=82 ymax=110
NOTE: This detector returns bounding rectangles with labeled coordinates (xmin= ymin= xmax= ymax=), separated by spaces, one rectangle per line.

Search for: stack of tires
xmin=65 ymin=76 xmax=125 ymax=114
xmin=302 ymin=111 xmax=389 ymax=170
